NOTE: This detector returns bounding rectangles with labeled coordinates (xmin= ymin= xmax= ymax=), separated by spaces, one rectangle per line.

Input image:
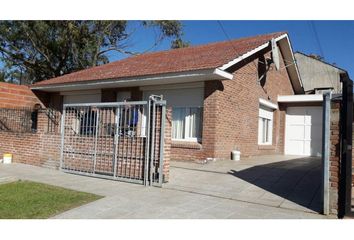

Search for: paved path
xmin=0 ymin=157 xmax=327 ymax=219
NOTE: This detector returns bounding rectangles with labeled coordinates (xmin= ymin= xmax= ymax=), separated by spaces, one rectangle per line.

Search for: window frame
xmin=172 ymin=106 xmax=203 ymax=143
xmin=258 ymin=116 xmax=272 ymax=145
xmin=258 ymin=101 xmax=276 ymax=145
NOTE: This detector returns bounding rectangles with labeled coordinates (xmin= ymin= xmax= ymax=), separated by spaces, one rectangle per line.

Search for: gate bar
xmin=144 ymin=100 xmax=151 ymax=186
xmin=149 ymin=97 xmax=156 ymax=185
xmin=113 ymin=107 xmax=119 ymax=178
xmin=59 ymin=106 xmax=66 ymax=170
xmin=64 ymin=101 xmax=148 ymax=108
xmin=93 ymin=108 xmax=100 ymax=173
xmin=157 ymin=103 xmax=166 ymax=186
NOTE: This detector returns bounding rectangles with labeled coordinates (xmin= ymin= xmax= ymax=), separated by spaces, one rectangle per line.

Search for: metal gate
xmin=59 ymin=96 xmax=166 ymax=186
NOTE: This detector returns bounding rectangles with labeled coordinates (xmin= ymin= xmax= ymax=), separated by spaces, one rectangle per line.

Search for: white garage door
xmin=285 ymin=106 xmax=323 ymax=156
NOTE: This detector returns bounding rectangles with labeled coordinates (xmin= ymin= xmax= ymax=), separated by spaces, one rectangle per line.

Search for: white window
xmin=172 ymin=107 xmax=203 ymax=142
xmin=258 ymin=105 xmax=274 ymax=145
xmin=142 ymin=84 xmax=204 ymax=142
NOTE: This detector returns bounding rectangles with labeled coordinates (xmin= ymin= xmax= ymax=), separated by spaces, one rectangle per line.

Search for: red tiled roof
xmin=33 ymin=32 xmax=286 ymax=87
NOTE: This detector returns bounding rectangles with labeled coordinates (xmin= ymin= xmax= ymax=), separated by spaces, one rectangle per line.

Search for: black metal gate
xmin=60 ymin=96 xmax=166 ymax=186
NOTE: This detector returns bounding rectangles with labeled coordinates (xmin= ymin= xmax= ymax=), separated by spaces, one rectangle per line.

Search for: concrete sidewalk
xmin=0 ymin=162 xmax=327 ymax=219
xmin=167 ymin=155 xmax=323 ymax=214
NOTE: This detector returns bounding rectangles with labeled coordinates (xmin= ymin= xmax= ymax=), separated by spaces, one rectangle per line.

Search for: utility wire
xmin=307 ymin=21 xmax=338 ymax=91
xmin=216 ymin=21 xmax=258 ymax=73
xmin=309 ymin=21 xmax=325 ymax=59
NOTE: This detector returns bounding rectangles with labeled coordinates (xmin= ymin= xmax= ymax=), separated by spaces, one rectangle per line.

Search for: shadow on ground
xmin=228 ymin=157 xmax=323 ymax=213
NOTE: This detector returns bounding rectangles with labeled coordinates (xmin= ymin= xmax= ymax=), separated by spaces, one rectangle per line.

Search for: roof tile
xmin=33 ymin=32 xmax=285 ymax=86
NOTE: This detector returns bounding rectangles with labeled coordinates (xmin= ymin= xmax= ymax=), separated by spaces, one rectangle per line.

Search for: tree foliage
xmin=0 ymin=70 xmax=5 ymax=82
xmin=0 ymin=21 xmax=188 ymax=84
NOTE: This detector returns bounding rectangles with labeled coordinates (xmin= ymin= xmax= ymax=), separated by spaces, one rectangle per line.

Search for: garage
xmin=285 ymin=106 xmax=323 ymax=156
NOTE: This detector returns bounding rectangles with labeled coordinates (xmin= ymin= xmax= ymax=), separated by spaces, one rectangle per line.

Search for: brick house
xmin=27 ymin=31 xmax=306 ymax=163
xmin=1 ymin=31 xmax=353 ymax=216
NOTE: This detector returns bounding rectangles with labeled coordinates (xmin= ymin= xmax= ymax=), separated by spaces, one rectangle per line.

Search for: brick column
xmin=163 ymin=107 xmax=172 ymax=182
xmin=329 ymin=101 xmax=340 ymax=215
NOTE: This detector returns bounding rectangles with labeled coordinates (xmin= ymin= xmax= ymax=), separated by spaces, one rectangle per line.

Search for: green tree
xmin=0 ymin=21 xmax=188 ymax=84
xmin=171 ymin=38 xmax=190 ymax=49
xmin=0 ymin=70 xmax=5 ymax=82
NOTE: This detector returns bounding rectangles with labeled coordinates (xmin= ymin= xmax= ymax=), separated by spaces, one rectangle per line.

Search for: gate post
xmin=322 ymin=91 xmax=331 ymax=215
xmin=338 ymin=73 xmax=353 ymax=218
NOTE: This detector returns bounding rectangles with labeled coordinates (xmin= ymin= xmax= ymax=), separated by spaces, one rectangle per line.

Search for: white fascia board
xmin=277 ymin=94 xmax=323 ymax=103
xmin=219 ymin=42 xmax=269 ymax=71
xmin=219 ymin=34 xmax=288 ymax=71
xmin=281 ymin=34 xmax=303 ymax=89
xmin=30 ymin=68 xmax=232 ymax=92
xmin=213 ymin=68 xmax=233 ymax=79
xmin=259 ymin=98 xmax=278 ymax=110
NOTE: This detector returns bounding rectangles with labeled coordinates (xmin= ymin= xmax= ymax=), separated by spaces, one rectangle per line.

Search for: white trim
xmin=219 ymin=42 xmax=270 ymax=70
xmin=259 ymin=98 xmax=278 ymax=110
xmin=171 ymin=106 xmax=203 ymax=142
xmin=258 ymin=115 xmax=273 ymax=145
xmin=171 ymin=137 xmax=199 ymax=143
xmin=282 ymin=35 xmax=303 ymax=89
xmin=219 ymin=33 xmax=304 ymax=94
xmin=140 ymin=82 xmax=204 ymax=91
xmin=213 ymin=68 xmax=234 ymax=79
xmin=219 ymin=34 xmax=288 ymax=71
xmin=277 ymin=94 xmax=323 ymax=103
xmin=31 ymin=68 xmax=232 ymax=92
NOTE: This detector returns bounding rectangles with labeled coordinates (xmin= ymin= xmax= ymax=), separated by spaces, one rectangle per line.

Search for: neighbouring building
xmin=294 ymin=52 xmax=346 ymax=94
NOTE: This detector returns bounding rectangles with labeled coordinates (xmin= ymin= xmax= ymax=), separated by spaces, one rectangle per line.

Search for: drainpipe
xmin=322 ymin=91 xmax=331 ymax=215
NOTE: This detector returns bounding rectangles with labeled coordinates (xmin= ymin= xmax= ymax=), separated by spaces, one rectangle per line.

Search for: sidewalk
xmin=0 ymin=163 xmax=327 ymax=219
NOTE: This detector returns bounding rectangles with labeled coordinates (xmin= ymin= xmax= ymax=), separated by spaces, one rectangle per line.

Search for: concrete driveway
xmin=166 ymin=155 xmax=323 ymax=214
xmin=0 ymin=155 xmax=327 ymax=219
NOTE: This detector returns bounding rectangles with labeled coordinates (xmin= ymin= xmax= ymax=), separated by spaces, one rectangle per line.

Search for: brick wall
xmin=171 ymin=49 xmax=294 ymax=161
xmin=162 ymin=108 xmax=172 ymax=181
xmin=0 ymin=82 xmax=42 ymax=108
xmin=0 ymin=86 xmax=171 ymax=183
xmin=329 ymin=101 xmax=341 ymax=215
xmin=0 ymin=110 xmax=61 ymax=167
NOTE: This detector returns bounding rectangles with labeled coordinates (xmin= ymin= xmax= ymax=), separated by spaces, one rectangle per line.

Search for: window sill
xmin=258 ymin=144 xmax=276 ymax=150
xmin=172 ymin=140 xmax=202 ymax=150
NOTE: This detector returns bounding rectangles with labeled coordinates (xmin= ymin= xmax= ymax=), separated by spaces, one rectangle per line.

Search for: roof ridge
xmin=127 ymin=31 xmax=287 ymax=58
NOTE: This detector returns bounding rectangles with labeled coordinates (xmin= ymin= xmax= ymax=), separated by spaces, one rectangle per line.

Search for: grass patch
xmin=0 ymin=180 xmax=102 ymax=219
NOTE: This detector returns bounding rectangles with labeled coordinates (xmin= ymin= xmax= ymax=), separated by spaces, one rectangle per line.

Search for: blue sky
xmin=109 ymin=20 xmax=354 ymax=78
xmin=2 ymin=20 xmax=354 ymax=79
